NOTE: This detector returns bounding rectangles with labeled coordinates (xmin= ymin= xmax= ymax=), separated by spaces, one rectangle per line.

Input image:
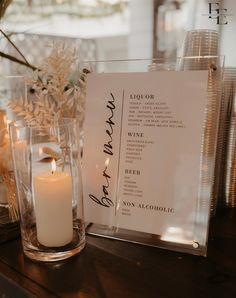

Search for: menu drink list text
xmin=83 ymin=71 xmax=208 ymax=241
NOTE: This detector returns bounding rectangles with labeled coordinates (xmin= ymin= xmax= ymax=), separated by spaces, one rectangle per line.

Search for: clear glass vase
xmin=0 ymin=110 xmax=18 ymax=223
xmin=9 ymin=118 xmax=85 ymax=261
xmin=0 ymin=76 xmax=24 ymax=240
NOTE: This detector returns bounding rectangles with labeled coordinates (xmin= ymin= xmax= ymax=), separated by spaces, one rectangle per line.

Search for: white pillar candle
xmin=33 ymin=163 xmax=73 ymax=247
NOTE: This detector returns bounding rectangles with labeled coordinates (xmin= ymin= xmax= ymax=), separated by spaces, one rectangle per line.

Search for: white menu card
xmin=83 ymin=71 xmax=208 ymax=239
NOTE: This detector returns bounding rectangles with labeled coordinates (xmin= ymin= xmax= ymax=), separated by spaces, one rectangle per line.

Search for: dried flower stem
xmin=0 ymin=29 xmax=29 ymax=64
xmin=0 ymin=50 xmax=37 ymax=71
xmin=0 ymin=29 xmax=38 ymax=71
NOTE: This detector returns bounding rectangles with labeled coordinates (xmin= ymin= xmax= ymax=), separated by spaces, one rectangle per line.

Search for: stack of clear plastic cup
xmin=183 ymin=30 xmax=219 ymax=56
xmin=180 ymin=30 xmax=219 ymax=71
xmin=219 ymin=68 xmax=236 ymax=208
xmin=180 ymin=30 xmax=222 ymax=217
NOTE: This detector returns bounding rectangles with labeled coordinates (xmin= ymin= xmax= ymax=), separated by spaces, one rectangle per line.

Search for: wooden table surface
xmin=0 ymin=208 xmax=236 ymax=298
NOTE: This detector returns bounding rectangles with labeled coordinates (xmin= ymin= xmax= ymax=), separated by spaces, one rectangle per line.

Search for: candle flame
xmin=51 ymin=159 xmax=56 ymax=174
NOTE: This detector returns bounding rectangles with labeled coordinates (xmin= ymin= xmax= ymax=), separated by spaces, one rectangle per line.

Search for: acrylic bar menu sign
xmin=83 ymin=71 xmax=208 ymax=238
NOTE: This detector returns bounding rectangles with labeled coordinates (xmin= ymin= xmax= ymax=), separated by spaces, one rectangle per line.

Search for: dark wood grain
xmin=0 ymin=209 xmax=236 ymax=298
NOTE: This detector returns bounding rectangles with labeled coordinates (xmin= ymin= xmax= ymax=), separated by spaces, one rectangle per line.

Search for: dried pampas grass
xmin=9 ymin=43 xmax=87 ymax=128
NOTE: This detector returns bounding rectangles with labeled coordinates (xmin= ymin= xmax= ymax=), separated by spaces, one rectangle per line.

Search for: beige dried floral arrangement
xmin=1 ymin=43 xmax=88 ymax=222
xmin=9 ymin=43 xmax=88 ymax=129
